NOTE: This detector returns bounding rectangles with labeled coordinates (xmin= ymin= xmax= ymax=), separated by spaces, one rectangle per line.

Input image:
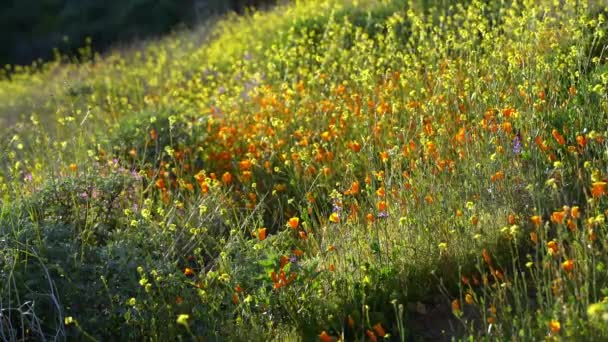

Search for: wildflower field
xmin=1 ymin=0 xmax=608 ymax=340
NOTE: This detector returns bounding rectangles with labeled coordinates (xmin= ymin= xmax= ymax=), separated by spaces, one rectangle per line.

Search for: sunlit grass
xmin=1 ymin=0 xmax=608 ymax=340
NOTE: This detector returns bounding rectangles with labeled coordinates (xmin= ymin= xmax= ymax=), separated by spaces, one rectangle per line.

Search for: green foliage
xmin=2 ymin=0 xmax=608 ymax=340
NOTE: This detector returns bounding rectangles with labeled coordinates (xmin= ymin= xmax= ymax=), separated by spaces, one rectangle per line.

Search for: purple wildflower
xmin=331 ymin=199 xmax=343 ymax=213
xmin=131 ymin=170 xmax=142 ymax=181
xmin=513 ymin=134 xmax=522 ymax=154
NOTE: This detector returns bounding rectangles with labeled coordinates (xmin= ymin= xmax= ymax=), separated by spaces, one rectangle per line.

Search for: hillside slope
xmin=1 ymin=0 xmax=608 ymax=340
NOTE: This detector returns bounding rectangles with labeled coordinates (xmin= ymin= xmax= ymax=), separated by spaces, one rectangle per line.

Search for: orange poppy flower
xmin=426 ymin=141 xmax=436 ymax=154
xmin=329 ymin=212 xmax=340 ymax=223
xmin=377 ymin=201 xmax=387 ymax=212
xmin=239 ymin=160 xmax=252 ymax=171
xmin=482 ymin=249 xmax=492 ymax=265
xmin=530 ymin=232 xmax=538 ymax=244
xmin=534 ymin=136 xmax=549 ymax=151
xmin=409 ymin=139 xmax=417 ymax=152
xmin=562 ymin=259 xmax=574 ymax=273
xmin=548 ymin=320 xmax=561 ymax=334
xmin=567 ymin=219 xmax=577 ymax=231
xmin=471 ymin=215 xmax=479 ymax=226
xmin=489 ymin=304 xmax=497 ymax=315
xmin=258 ymin=228 xmax=267 ymax=241
xmin=270 ymin=271 xmax=278 ymax=283
xmin=319 ymin=331 xmax=333 ymax=342
xmin=491 ymin=171 xmax=504 ymax=182
xmin=222 ymin=172 xmax=233 ymax=185
xmin=455 ymin=127 xmax=466 ymax=144
xmin=379 ymin=151 xmax=389 ymax=163
xmin=576 ymin=135 xmax=586 ymax=147
xmin=589 ymin=229 xmax=597 ymax=242
xmin=366 ymin=213 xmax=375 ymax=223
xmin=373 ymin=323 xmax=386 ymax=337
xmin=199 ymin=181 xmax=209 ymax=193
xmin=306 ymin=192 xmax=316 ymax=204
xmin=366 ymin=330 xmax=377 ymax=342
xmin=452 ymin=299 xmax=461 ymax=314
xmin=184 ymin=267 xmax=194 ymax=277
xmin=280 ymin=256 xmax=289 ymax=268
xmin=571 ymin=206 xmax=580 ymax=219
xmin=345 ymin=181 xmax=360 ymax=195
xmin=531 ymin=215 xmax=542 ymax=227
xmin=552 ymin=129 xmax=565 ymax=146
xmin=547 ymin=240 xmax=559 ymax=255
xmin=288 ymin=217 xmax=300 ymax=229
xmin=551 ymin=211 xmax=566 ymax=224
xmin=591 ymin=182 xmax=607 ymax=198
xmin=349 ymin=141 xmax=362 ymax=152
xmin=69 ymin=163 xmax=78 ymax=172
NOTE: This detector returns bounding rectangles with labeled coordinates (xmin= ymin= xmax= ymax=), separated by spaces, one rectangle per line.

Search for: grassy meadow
xmin=1 ymin=0 xmax=608 ymax=340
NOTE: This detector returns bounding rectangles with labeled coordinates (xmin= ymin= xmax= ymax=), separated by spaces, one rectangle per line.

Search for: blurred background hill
xmin=0 ymin=0 xmax=277 ymax=67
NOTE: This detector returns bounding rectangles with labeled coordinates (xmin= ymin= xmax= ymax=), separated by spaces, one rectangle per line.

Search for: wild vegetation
xmin=1 ymin=0 xmax=608 ymax=340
